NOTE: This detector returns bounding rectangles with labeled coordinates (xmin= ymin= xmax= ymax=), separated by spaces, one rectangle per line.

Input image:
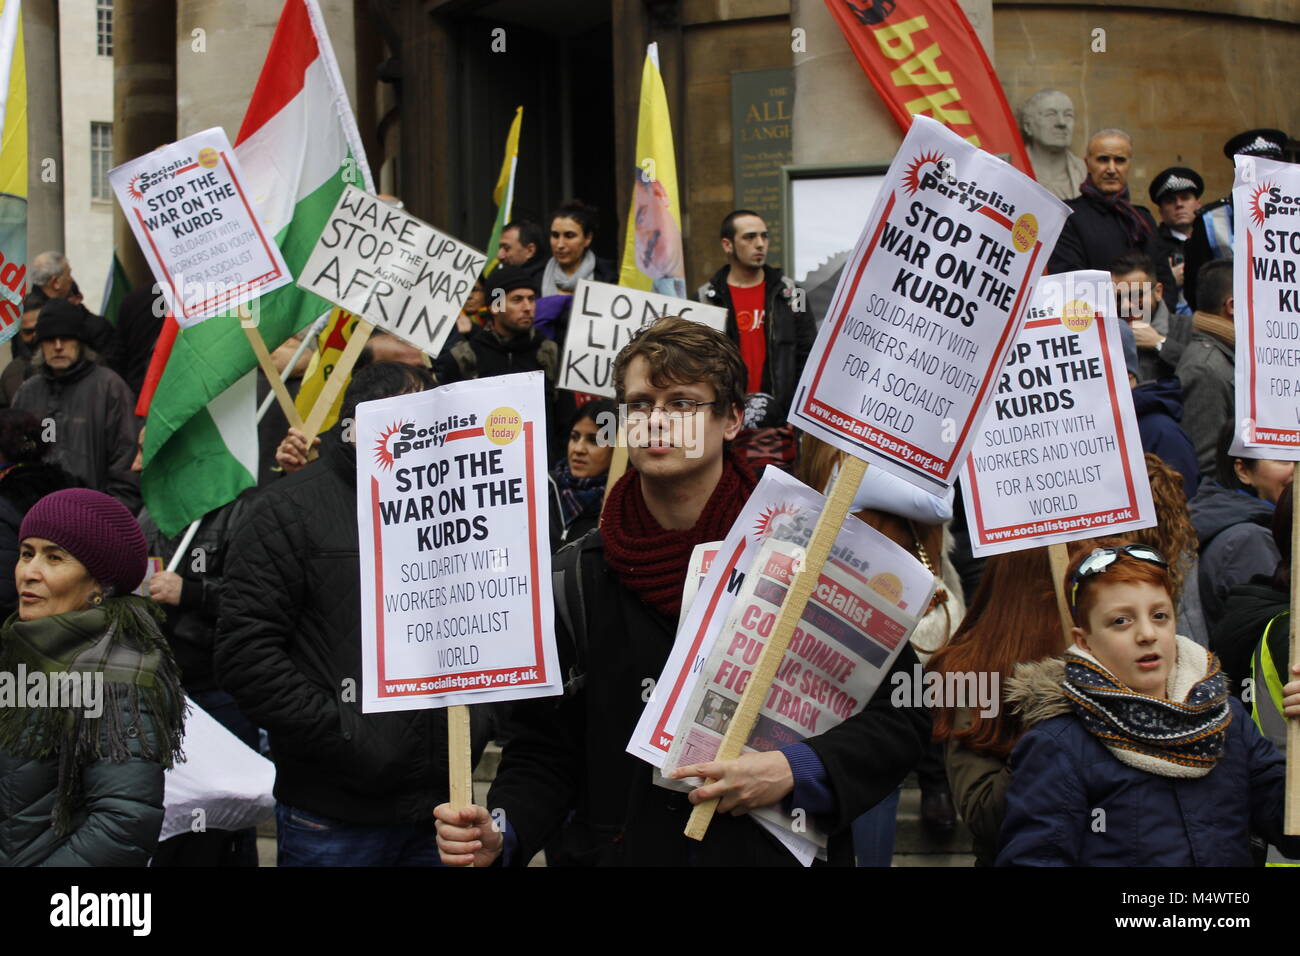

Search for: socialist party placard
xmin=299 ymin=185 xmax=486 ymax=357
xmin=559 ymin=280 xmax=728 ymax=397
xmin=1233 ymin=154 xmax=1300 ymax=458
xmin=356 ymin=371 xmax=560 ymax=711
xmin=961 ymin=271 xmax=1156 ymax=556
xmin=109 ymin=127 xmax=291 ymax=326
xmin=790 ymin=116 xmax=1070 ymax=493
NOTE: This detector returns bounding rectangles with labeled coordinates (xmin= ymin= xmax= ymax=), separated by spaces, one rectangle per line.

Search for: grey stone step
xmin=892 ymin=786 xmax=975 ymax=855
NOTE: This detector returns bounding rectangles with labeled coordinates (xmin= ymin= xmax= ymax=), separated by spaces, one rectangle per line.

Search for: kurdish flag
xmin=617 ymin=43 xmax=686 ymax=299
xmin=141 ymin=0 xmax=373 ymax=536
xmin=0 ymin=0 xmax=27 ymax=344
xmin=484 ymin=106 xmax=522 ymax=276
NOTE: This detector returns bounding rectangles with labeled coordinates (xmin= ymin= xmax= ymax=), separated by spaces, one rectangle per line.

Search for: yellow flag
xmin=618 ymin=44 xmax=686 ymax=298
xmin=294 ymin=308 xmax=360 ymax=431
xmin=0 ymin=0 xmax=27 ymax=339
xmin=484 ymin=106 xmax=523 ymax=276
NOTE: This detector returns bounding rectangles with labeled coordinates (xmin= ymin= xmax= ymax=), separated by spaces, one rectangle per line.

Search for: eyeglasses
xmin=1068 ymin=545 xmax=1168 ymax=610
xmin=623 ymin=399 xmax=719 ymax=423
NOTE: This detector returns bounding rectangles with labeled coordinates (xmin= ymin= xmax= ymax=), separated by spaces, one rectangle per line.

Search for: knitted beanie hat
xmin=35 ymin=298 xmax=86 ymax=343
xmin=19 ymin=489 xmax=148 ymax=595
xmin=486 ymin=264 xmax=540 ymax=298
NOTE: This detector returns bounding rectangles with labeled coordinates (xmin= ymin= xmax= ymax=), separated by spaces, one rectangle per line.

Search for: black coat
xmin=10 ymin=360 xmax=141 ymax=512
xmin=699 ymin=265 xmax=816 ymax=427
xmin=1047 ymin=193 xmax=1178 ymax=310
xmin=488 ymin=532 xmax=931 ymax=866
xmin=215 ymin=429 xmax=485 ymax=824
xmin=1212 ymin=580 xmax=1288 ymax=699
xmin=139 ymin=495 xmax=251 ymax=695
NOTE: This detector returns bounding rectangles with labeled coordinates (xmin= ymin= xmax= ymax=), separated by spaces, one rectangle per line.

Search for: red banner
xmin=824 ymin=0 xmax=1031 ymax=175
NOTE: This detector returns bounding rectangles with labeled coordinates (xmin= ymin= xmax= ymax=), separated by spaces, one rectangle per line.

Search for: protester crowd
xmin=2 ymin=123 xmax=1300 ymax=869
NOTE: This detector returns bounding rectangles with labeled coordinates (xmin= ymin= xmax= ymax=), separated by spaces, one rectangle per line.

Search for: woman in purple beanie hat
xmin=0 ymin=488 xmax=185 ymax=866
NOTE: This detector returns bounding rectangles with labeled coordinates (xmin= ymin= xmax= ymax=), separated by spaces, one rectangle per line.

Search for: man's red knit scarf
xmin=601 ymin=450 xmax=757 ymax=618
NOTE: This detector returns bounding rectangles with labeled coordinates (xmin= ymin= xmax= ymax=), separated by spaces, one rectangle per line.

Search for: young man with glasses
xmin=434 ymin=317 xmax=930 ymax=866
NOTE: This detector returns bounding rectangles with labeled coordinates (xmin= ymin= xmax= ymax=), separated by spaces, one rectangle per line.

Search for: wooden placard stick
xmin=447 ymin=702 xmax=475 ymax=866
xmin=684 ymin=455 xmax=868 ymax=842
xmin=1286 ymin=460 xmax=1300 ymax=835
xmin=240 ymin=306 xmax=305 ymax=433
xmin=301 ymin=317 xmax=376 ymax=440
xmin=448 ymin=703 xmax=474 ymax=809
xmin=1047 ymin=543 xmax=1075 ymax=652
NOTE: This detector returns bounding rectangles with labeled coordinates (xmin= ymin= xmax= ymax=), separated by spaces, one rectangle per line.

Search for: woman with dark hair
xmin=0 ymin=409 xmax=78 ymax=619
xmin=548 ymin=399 xmax=617 ymax=549
xmin=0 ymin=489 xmax=186 ymax=865
xmin=541 ymin=200 xmax=617 ymax=297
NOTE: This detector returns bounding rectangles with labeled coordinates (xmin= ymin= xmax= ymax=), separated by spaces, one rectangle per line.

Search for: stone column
xmin=114 ymin=0 xmax=177 ymax=289
xmin=25 ymin=0 xmax=63 ymax=258
xmin=176 ymin=0 xmax=357 ymax=140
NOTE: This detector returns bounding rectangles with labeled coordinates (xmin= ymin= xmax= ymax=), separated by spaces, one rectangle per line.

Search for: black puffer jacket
xmin=215 ymin=428 xmax=485 ymax=824
xmin=0 ymin=690 xmax=167 ymax=866
xmin=698 ymin=264 xmax=815 ymax=427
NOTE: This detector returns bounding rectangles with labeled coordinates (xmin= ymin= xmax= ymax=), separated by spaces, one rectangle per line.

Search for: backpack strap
xmin=537 ymin=338 xmax=559 ymax=385
xmin=450 ymin=339 xmax=477 ymax=380
xmin=552 ymin=530 xmax=601 ymax=697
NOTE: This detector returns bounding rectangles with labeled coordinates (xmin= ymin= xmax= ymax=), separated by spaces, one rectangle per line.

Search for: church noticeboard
xmin=730 ymin=68 xmax=793 ymax=264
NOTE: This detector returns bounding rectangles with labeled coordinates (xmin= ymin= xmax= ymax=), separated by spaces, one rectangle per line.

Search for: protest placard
xmin=627 ymin=469 xmax=828 ymax=766
xmin=558 ymin=280 xmax=727 ymax=397
xmin=961 ymin=271 xmax=1156 ymax=557
xmin=627 ymin=467 xmax=934 ymax=765
xmin=789 ymin=116 xmax=1071 ymax=494
xmin=1229 ymin=154 xmax=1300 ymax=833
xmin=299 ymin=185 xmax=486 ymax=357
xmin=1234 ymin=155 xmax=1300 ymax=459
xmin=355 ymin=371 xmax=559 ymax=713
xmin=109 ymin=127 xmax=292 ymax=326
xmin=663 ymin=517 xmax=933 ymax=862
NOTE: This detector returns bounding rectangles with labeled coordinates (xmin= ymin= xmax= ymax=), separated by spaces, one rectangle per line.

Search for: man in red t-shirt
xmin=697 ymin=210 xmax=815 ymax=470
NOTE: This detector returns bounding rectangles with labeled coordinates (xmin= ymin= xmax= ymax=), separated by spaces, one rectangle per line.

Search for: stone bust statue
xmin=1018 ymin=89 xmax=1087 ymax=201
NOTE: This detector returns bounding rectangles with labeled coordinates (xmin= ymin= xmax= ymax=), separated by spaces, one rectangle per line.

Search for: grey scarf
xmin=542 ymin=249 xmax=597 ymax=296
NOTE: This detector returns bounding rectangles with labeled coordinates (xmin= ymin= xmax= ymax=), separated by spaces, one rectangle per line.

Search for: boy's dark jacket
xmin=995 ymin=654 xmax=1300 ymax=866
xmin=488 ymin=531 xmax=931 ymax=866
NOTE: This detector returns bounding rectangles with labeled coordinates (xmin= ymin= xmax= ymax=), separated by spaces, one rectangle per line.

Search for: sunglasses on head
xmin=1068 ymin=545 xmax=1168 ymax=610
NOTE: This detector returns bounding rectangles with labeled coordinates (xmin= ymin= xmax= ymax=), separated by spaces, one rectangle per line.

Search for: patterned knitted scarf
xmin=552 ymin=460 xmax=606 ymax=528
xmin=1080 ymin=179 xmax=1154 ymax=248
xmin=601 ymin=449 xmax=757 ymax=617
xmin=1062 ymin=636 xmax=1230 ymax=778
xmin=0 ymin=596 xmax=187 ymax=835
